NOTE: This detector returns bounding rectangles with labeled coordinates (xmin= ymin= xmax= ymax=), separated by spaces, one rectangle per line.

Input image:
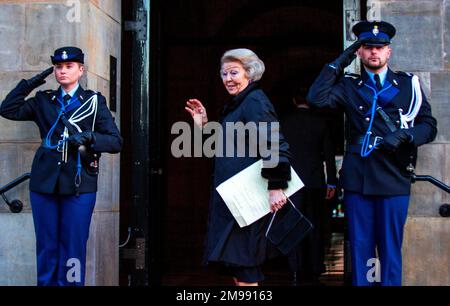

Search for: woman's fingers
xmin=270 ymin=201 xmax=284 ymax=212
xmin=184 ymin=106 xmax=195 ymax=116
xmin=188 ymin=98 xmax=203 ymax=107
xmin=269 ymin=190 xmax=288 ymax=212
xmin=270 ymin=197 xmax=287 ymax=206
xmin=187 ymin=99 xmax=204 ymax=110
xmin=186 ymin=99 xmax=206 ymax=115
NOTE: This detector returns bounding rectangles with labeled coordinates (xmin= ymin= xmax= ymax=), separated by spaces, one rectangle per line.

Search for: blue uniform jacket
xmin=205 ymin=82 xmax=291 ymax=267
xmin=306 ymin=65 xmax=437 ymax=196
xmin=0 ymin=79 xmax=122 ymax=195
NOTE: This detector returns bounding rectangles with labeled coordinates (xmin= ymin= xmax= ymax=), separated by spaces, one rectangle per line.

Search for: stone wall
xmin=0 ymin=0 xmax=121 ymax=286
xmin=367 ymin=0 xmax=450 ymax=285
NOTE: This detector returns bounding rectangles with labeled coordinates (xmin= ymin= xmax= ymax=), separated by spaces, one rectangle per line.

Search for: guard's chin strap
xmin=399 ymin=75 xmax=422 ymax=129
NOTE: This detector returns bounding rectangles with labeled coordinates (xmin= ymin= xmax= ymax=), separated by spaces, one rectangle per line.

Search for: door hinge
xmin=125 ymin=7 xmax=148 ymax=41
xmin=120 ymin=238 xmax=146 ymax=270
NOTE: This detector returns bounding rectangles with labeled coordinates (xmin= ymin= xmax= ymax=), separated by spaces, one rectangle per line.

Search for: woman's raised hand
xmin=185 ymin=99 xmax=208 ymax=128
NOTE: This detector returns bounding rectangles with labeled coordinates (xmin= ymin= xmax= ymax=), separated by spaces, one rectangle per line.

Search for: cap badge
xmin=62 ymin=51 xmax=68 ymax=60
xmin=372 ymin=25 xmax=379 ymax=36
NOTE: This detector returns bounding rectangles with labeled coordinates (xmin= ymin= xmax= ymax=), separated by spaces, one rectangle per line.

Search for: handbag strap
xmin=265 ymin=196 xmax=296 ymax=237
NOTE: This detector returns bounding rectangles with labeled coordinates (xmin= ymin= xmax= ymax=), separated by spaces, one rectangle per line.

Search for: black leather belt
xmin=348 ymin=136 xmax=364 ymax=145
xmin=346 ymin=135 xmax=382 ymax=153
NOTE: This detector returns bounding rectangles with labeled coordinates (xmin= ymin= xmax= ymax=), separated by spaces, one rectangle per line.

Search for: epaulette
xmin=344 ymin=72 xmax=360 ymax=79
xmin=86 ymin=89 xmax=101 ymax=97
xmin=394 ymin=71 xmax=413 ymax=77
xmin=81 ymin=89 xmax=101 ymax=101
xmin=40 ymin=89 xmax=54 ymax=96
xmin=41 ymin=89 xmax=58 ymax=101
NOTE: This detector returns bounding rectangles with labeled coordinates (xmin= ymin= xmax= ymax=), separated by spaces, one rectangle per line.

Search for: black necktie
xmin=374 ymin=74 xmax=382 ymax=91
xmin=63 ymin=94 xmax=71 ymax=106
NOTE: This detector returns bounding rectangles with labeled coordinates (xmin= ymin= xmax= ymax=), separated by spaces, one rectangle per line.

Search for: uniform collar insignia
xmin=73 ymin=86 xmax=85 ymax=101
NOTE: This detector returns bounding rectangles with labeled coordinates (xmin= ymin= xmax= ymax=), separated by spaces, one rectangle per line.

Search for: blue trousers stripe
xmin=344 ymin=191 xmax=409 ymax=286
xmin=30 ymin=192 xmax=96 ymax=286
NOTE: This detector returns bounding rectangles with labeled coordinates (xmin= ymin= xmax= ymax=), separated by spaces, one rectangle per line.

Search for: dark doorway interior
xmin=109 ymin=0 xmax=348 ymax=286
xmin=152 ymin=0 xmax=345 ymax=286
xmin=119 ymin=0 xmax=134 ymax=286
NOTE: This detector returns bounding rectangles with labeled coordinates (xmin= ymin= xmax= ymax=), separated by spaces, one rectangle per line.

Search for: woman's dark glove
xmin=68 ymin=131 xmax=95 ymax=147
xmin=26 ymin=67 xmax=54 ymax=89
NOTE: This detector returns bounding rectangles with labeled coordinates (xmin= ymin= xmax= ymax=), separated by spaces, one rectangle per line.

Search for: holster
xmin=393 ymin=143 xmax=417 ymax=174
xmin=79 ymin=146 xmax=100 ymax=176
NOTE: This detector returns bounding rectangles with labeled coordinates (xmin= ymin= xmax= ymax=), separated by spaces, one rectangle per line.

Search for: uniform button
xmin=359 ymin=106 xmax=364 ymax=111
xmin=396 ymin=120 xmax=400 ymax=124
xmin=369 ymin=145 xmax=373 ymax=149
xmin=58 ymin=162 xmax=61 ymax=165
xmin=365 ymin=117 xmax=370 ymax=122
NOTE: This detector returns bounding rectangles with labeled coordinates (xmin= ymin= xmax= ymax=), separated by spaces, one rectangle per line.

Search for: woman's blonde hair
xmin=220 ymin=48 xmax=265 ymax=81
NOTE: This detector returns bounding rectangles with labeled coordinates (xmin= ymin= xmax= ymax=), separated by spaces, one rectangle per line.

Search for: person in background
xmin=281 ymin=89 xmax=337 ymax=285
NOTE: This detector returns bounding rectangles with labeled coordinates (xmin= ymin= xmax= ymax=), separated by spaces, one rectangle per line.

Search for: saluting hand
xmin=269 ymin=189 xmax=287 ymax=213
xmin=26 ymin=67 xmax=54 ymax=89
xmin=185 ymin=99 xmax=208 ymax=128
xmin=330 ymin=39 xmax=365 ymax=72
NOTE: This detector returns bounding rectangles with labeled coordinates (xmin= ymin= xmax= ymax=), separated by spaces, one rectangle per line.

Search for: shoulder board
xmin=344 ymin=72 xmax=360 ymax=79
xmin=82 ymin=90 xmax=102 ymax=100
xmin=40 ymin=89 xmax=57 ymax=100
xmin=40 ymin=89 xmax=54 ymax=95
xmin=84 ymin=89 xmax=98 ymax=95
xmin=394 ymin=71 xmax=413 ymax=77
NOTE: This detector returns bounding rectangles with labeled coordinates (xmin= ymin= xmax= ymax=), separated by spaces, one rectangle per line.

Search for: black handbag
xmin=265 ymin=198 xmax=313 ymax=255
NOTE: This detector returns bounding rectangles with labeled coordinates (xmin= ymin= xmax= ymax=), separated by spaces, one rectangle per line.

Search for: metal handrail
xmin=411 ymin=173 xmax=450 ymax=193
xmin=411 ymin=173 xmax=450 ymax=217
xmin=0 ymin=173 xmax=31 ymax=213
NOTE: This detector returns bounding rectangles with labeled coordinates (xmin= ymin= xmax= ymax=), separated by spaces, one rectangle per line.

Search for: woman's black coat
xmin=205 ymin=82 xmax=291 ymax=267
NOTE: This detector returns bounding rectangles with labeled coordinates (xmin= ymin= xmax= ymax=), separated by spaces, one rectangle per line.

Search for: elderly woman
xmin=185 ymin=48 xmax=291 ymax=286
